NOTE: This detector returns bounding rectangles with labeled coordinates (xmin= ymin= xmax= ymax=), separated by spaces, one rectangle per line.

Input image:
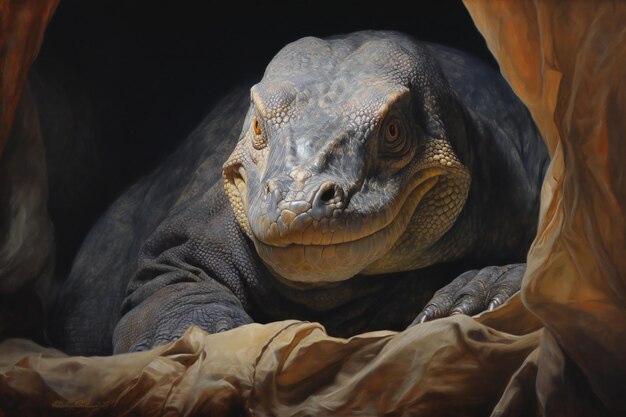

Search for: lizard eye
xmin=382 ymin=119 xmax=409 ymax=156
xmin=253 ymin=117 xmax=262 ymax=135
xmin=386 ymin=122 xmax=399 ymax=141
xmin=251 ymin=116 xmax=267 ymax=150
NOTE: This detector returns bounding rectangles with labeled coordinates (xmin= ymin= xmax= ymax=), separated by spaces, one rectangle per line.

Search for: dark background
xmin=35 ymin=0 xmax=496 ymax=276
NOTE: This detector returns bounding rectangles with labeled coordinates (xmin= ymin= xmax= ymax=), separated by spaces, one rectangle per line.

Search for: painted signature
xmin=51 ymin=399 xmax=113 ymax=409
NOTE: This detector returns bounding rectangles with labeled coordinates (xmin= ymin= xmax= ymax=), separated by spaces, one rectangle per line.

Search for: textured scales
xmin=224 ymin=33 xmax=472 ymax=283
xmin=51 ymin=31 xmax=548 ymax=355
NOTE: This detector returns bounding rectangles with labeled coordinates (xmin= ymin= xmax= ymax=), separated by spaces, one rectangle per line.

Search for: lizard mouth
xmin=224 ymin=163 xmax=444 ymax=283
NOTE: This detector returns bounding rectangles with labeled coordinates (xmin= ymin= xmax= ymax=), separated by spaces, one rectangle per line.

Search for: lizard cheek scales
xmin=223 ymin=36 xmax=470 ymax=284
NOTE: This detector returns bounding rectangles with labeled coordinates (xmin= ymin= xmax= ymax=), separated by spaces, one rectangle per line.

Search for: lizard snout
xmin=261 ymin=176 xmax=346 ymax=244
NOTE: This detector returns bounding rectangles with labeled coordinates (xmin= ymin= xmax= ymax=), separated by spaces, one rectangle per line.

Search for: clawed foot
xmin=411 ymin=263 xmax=525 ymax=325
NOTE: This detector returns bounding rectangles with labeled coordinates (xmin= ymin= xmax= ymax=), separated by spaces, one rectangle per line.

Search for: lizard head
xmin=224 ymin=31 xmax=470 ymax=285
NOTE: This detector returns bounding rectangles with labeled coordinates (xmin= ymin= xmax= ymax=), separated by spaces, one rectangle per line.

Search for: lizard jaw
xmin=252 ymin=175 xmax=440 ymax=283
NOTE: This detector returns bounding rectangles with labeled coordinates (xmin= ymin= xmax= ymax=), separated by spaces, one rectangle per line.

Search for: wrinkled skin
xmin=51 ymin=31 xmax=548 ymax=355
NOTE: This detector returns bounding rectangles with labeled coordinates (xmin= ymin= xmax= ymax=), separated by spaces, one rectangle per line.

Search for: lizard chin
xmin=252 ymin=176 xmax=440 ymax=283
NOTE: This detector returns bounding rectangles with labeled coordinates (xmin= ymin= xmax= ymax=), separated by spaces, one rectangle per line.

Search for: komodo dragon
xmin=51 ymin=31 xmax=548 ymax=355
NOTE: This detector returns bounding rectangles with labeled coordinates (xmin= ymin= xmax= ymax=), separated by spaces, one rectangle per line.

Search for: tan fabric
xmin=0 ymin=0 xmax=58 ymax=157
xmin=465 ymin=1 xmax=626 ymax=415
xmin=0 ymin=0 xmax=57 ymax=337
xmin=1 ymin=1 xmax=625 ymax=416
xmin=0 ymin=309 xmax=541 ymax=416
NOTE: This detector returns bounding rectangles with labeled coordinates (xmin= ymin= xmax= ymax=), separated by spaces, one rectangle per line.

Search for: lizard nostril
xmin=317 ymin=181 xmax=343 ymax=205
xmin=320 ymin=187 xmax=335 ymax=202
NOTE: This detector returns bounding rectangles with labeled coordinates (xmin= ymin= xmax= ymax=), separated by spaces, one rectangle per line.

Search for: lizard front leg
xmin=113 ymin=279 xmax=252 ymax=353
xmin=411 ymin=263 xmax=525 ymax=325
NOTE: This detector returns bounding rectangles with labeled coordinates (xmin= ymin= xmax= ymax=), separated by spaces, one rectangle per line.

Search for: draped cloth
xmin=1 ymin=1 xmax=624 ymax=416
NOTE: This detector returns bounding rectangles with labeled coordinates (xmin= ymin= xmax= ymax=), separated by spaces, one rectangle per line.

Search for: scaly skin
xmin=51 ymin=31 xmax=548 ymax=355
xmin=224 ymin=34 xmax=473 ymax=283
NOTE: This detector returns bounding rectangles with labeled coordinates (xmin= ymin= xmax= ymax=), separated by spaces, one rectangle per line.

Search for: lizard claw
xmin=410 ymin=264 xmax=525 ymax=326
